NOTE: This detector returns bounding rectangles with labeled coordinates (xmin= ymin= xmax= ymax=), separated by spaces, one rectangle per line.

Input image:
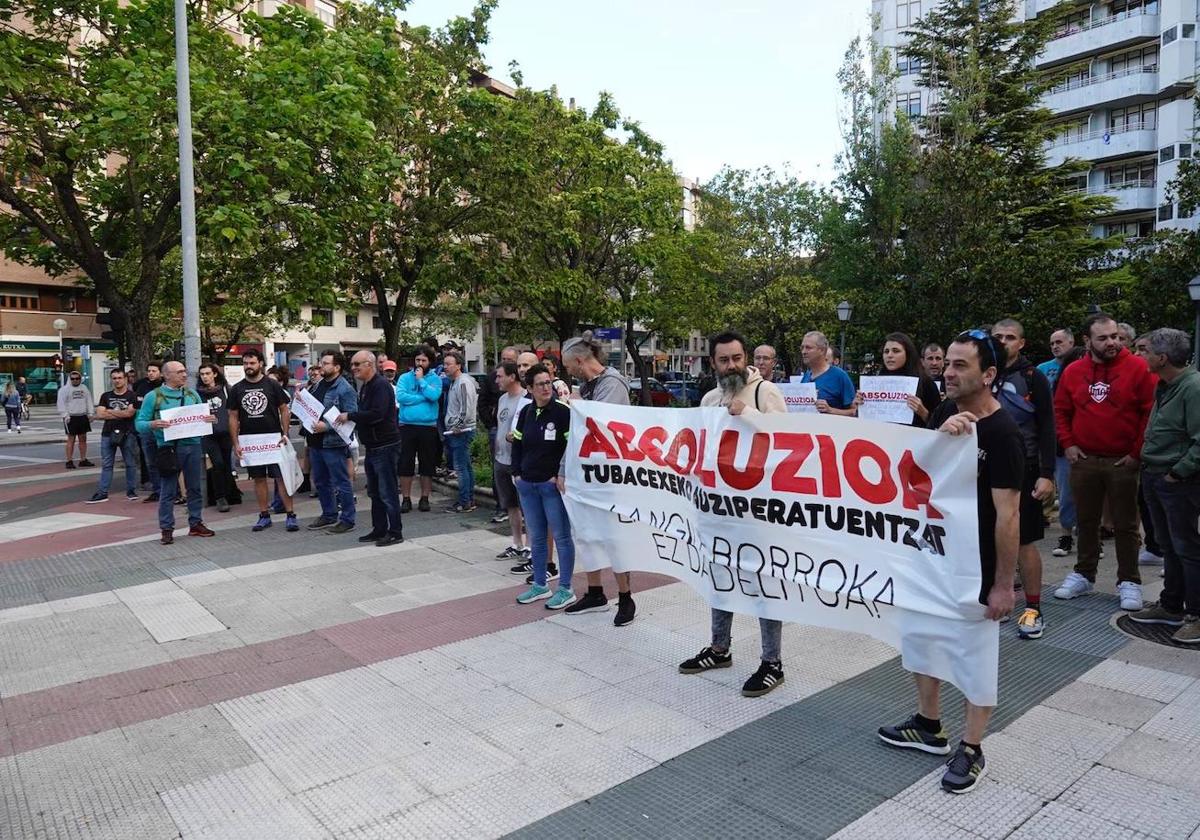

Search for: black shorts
xmin=1019 ymin=466 xmax=1045 ymax=546
xmin=65 ymin=415 xmax=91 ymax=436
xmin=399 ymin=425 xmax=440 ymax=477
xmin=247 ymin=463 xmax=282 ymax=480
xmin=494 ymin=461 xmax=518 ymax=510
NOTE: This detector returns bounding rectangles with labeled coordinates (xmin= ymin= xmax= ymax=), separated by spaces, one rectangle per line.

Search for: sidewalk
xmin=0 ymin=484 xmax=1196 ymax=839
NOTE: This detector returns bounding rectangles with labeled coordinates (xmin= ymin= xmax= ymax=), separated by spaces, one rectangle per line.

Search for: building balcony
xmin=1032 ymin=0 xmax=1086 ymax=14
xmin=1042 ymin=66 xmax=1159 ymax=116
xmin=1040 ymin=9 xmax=1160 ymax=68
xmin=1044 ymin=122 xmax=1158 ymax=167
xmin=1069 ymin=180 xmax=1157 ymax=213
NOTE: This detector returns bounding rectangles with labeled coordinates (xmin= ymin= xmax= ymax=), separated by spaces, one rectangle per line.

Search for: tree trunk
xmin=125 ymin=310 xmax=155 ymax=377
xmin=624 ymin=318 xmax=651 ymax=406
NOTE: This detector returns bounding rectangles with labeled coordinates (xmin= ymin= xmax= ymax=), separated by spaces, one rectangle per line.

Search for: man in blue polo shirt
xmin=799 ymin=330 xmax=856 ymax=415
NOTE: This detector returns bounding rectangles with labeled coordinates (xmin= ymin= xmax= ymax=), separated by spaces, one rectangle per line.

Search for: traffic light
xmin=97 ymin=310 xmax=127 ymax=343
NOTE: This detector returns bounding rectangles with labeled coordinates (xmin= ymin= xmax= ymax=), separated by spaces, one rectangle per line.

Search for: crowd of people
xmin=58 ymin=310 xmax=1200 ymax=796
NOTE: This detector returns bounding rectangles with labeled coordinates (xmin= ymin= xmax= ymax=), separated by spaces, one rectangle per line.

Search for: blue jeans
xmin=158 ymin=444 xmax=203 ymax=530
xmin=311 ymin=445 xmax=355 ymax=525
xmin=1142 ymin=472 xmax=1200 ymax=615
xmin=365 ymin=444 xmax=402 ymax=537
xmin=445 ymin=430 xmax=475 ymax=505
xmin=711 ymin=610 xmax=782 ymax=663
xmin=516 ymin=478 xmax=574 ymax=589
xmin=140 ymin=432 xmax=160 ymax=491
xmin=97 ymin=433 xmax=138 ymax=496
xmin=1055 ymin=455 xmax=1076 ymax=531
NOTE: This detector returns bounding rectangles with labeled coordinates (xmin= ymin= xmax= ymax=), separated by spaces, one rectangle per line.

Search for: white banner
xmin=223 ymin=365 xmax=245 ymax=386
xmin=858 ymin=375 xmax=919 ymax=425
xmin=322 ymin=406 xmax=356 ymax=445
xmin=777 ymin=382 xmax=818 ymax=414
xmin=564 ymin=402 xmax=998 ymax=707
xmin=238 ymin=432 xmax=285 ymax=466
xmin=292 ymin=387 xmax=326 ymax=433
xmin=160 ymin=404 xmax=213 ymax=441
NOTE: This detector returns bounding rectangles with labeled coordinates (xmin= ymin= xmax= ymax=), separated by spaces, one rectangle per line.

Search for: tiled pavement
xmin=0 ymin=483 xmax=1198 ymax=839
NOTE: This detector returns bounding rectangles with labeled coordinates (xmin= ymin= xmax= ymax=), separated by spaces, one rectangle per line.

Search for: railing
xmin=1049 ymin=7 xmax=1155 ymax=42
xmin=1048 ymin=64 xmax=1158 ymax=94
xmin=1064 ymin=179 xmax=1156 ymax=195
xmin=1049 ymin=120 xmax=1155 ymax=147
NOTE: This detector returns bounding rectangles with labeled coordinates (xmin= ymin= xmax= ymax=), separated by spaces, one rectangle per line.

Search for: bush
xmin=470 ymin=429 xmax=493 ymax=488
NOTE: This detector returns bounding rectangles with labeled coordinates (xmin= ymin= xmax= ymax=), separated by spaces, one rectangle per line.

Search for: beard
xmin=718 ymin=367 xmax=748 ymax=396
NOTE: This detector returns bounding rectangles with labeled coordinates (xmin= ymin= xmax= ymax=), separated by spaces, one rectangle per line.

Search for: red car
xmin=630 ymin=378 xmax=672 ymax=407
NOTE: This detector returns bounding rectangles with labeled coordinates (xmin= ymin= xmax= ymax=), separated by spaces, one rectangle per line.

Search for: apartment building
xmin=872 ymin=0 xmax=1199 ymax=241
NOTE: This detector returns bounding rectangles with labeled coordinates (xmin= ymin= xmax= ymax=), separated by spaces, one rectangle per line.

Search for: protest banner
xmin=238 ymin=432 xmax=285 ymax=467
xmin=322 ymin=406 xmax=356 ymax=445
xmin=564 ymin=401 xmax=998 ymax=706
xmin=777 ymin=382 xmax=818 ymax=414
xmin=292 ymin=387 xmax=325 ymax=433
xmin=160 ymin=404 xmax=213 ymax=441
xmin=223 ymin=365 xmax=245 ymax=386
xmin=857 ymin=375 xmax=919 ymax=425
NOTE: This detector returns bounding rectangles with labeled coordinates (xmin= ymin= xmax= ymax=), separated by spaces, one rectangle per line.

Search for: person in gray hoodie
xmin=57 ymin=370 xmax=95 ymax=469
xmin=442 ymin=351 xmax=478 ymax=512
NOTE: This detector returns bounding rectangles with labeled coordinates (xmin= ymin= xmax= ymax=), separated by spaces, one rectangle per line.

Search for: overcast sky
xmin=400 ymin=0 xmax=872 ymax=185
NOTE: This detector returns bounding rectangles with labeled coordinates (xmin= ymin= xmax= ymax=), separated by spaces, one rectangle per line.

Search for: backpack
xmin=998 ymin=366 xmax=1040 ymax=458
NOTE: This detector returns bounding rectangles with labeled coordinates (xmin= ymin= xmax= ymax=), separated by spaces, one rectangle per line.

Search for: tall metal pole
xmin=174 ymin=0 xmax=201 ymax=387
xmin=839 ymin=330 xmax=847 ymax=369
xmin=58 ymin=329 xmax=64 ymax=386
xmin=1193 ymin=305 xmax=1199 ymax=368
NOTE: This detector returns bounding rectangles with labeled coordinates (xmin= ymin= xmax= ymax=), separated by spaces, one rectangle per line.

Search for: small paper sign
xmin=160 ymin=404 xmax=213 ymax=441
xmin=777 ymin=382 xmax=819 ymax=414
xmin=857 ymin=375 xmax=919 ymax=425
xmin=239 ymin=432 xmax=285 ymax=466
xmin=293 ymin=387 xmax=325 ymax=433
xmin=323 ymin=406 xmax=356 ymax=445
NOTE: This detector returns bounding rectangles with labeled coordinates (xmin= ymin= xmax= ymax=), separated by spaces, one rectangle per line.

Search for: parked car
xmin=629 ymin=378 xmax=672 ymax=407
xmin=664 ymin=379 xmax=700 ymax=406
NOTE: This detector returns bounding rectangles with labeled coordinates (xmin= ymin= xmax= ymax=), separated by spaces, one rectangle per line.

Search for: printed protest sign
xmin=293 ymin=387 xmax=325 ymax=433
xmin=564 ymin=402 xmax=998 ymax=706
xmin=160 ymin=404 xmax=213 ymax=441
xmin=857 ymin=375 xmax=919 ymax=425
xmin=322 ymin=406 xmax=356 ymax=445
xmin=777 ymin=382 xmax=818 ymax=414
xmin=238 ymin=432 xmax=284 ymax=466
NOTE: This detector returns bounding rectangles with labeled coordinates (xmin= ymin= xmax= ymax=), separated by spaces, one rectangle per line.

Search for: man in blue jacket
xmin=135 ymin=361 xmax=216 ymax=545
xmin=395 ymin=346 xmax=442 ymax=513
xmin=307 ymin=351 xmax=359 ymax=534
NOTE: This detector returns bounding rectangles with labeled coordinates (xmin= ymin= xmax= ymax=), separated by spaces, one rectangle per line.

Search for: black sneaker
xmin=941 ymin=742 xmax=986 ymax=794
xmin=741 ymin=661 xmax=784 ymax=697
xmin=85 ymin=492 xmax=109 ymax=504
xmin=357 ymin=532 xmax=384 ymax=543
xmin=490 ymin=511 xmax=509 ymax=523
xmin=614 ymin=595 xmax=636 ymax=627
xmin=400 ymin=497 xmax=413 ymax=514
xmin=308 ymin=516 xmax=337 ymax=530
xmin=563 ymin=589 xmax=609 ymax=615
xmin=78 ymin=459 xmax=95 ymax=467
xmin=510 ymin=559 xmax=532 ymax=577
xmin=144 ymin=492 xmax=160 ymax=503
xmin=525 ymin=563 xmax=558 ymax=585
xmin=418 ymin=496 xmax=430 ymax=512
xmin=376 ymin=533 xmax=404 ymax=547
xmin=877 ymin=715 xmax=951 ymax=755
xmin=328 ymin=521 xmax=355 ymax=535
xmin=679 ymin=646 xmax=732 ymax=674
xmin=1052 ymin=535 xmax=1073 ymax=557
xmin=496 ymin=545 xmax=524 ymax=560
xmin=65 ymin=461 xmax=76 ymax=469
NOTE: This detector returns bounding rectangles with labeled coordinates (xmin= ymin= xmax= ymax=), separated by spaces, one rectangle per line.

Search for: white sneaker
xmin=1054 ymin=572 xmax=1094 ymax=600
xmin=1118 ymin=581 xmax=1144 ymax=611
xmin=1138 ymin=549 xmax=1164 ymax=566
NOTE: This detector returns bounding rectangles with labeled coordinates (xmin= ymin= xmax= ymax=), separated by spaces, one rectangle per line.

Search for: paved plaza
xmin=0 ymin=437 xmax=1198 ymax=839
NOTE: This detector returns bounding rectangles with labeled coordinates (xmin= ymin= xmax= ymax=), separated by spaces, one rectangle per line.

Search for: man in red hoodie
xmin=1053 ymin=313 xmax=1155 ymax=610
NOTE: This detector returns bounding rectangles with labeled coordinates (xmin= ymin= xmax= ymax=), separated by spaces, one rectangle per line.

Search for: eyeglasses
xmin=531 ymin=380 xmax=554 ymax=388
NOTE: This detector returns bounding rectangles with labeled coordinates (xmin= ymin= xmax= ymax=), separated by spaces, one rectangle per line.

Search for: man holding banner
xmin=306 ymin=351 xmax=359 ymax=534
xmin=229 ymin=350 xmax=297 ymax=533
xmin=680 ymin=330 xmax=790 ymax=697
xmin=877 ymin=330 xmax=1022 ymax=794
xmin=134 ymin=361 xmax=217 ymax=545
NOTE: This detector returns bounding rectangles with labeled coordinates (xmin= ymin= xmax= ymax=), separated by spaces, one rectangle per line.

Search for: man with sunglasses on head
xmin=878 ymin=329 xmax=1022 ymax=794
xmin=57 ymin=370 xmax=95 ymax=469
xmin=1053 ymin=313 xmax=1155 ymax=611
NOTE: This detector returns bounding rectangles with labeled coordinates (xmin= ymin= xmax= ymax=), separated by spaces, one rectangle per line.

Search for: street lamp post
xmin=836 ymin=300 xmax=853 ymax=368
xmin=174 ymin=0 xmax=201 ymax=386
xmin=307 ymin=328 xmax=318 ymax=379
xmin=1188 ymin=276 xmax=1200 ymax=365
xmin=53 ymin=318 xmax=68 ymax=386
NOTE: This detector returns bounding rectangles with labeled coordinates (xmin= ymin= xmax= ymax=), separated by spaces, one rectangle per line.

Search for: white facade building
xmin=872 ymin=0 xmax=1199 ymax=241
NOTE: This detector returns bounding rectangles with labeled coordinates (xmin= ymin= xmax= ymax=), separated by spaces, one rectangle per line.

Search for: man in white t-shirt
xmin=493 ymin=361 xmax=532 ymax=561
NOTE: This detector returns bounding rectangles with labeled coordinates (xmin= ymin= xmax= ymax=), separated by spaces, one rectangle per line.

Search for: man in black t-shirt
xmin=229 ymin=350 xmax=296 ymax=533
xmin=87 ymin=369 xmax=141 ymax=503
xmin=133 ymin=362 xmax=163 ymax=496
xmin=878 ymin=330 xmax=1023 ymax=795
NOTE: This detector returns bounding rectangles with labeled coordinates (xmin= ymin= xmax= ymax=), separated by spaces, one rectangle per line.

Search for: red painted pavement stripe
xmin=0 ymin=571 xmax=674 ymax=757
